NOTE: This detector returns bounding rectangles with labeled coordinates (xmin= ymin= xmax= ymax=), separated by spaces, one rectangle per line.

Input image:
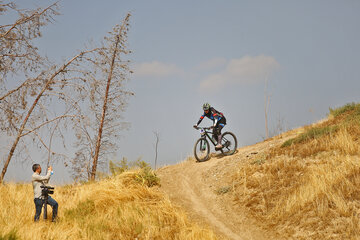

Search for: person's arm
xmin=196 ymin=114 xmax=205 ymax=126
xmin=32 ymin=170 xmax=51 ymax=182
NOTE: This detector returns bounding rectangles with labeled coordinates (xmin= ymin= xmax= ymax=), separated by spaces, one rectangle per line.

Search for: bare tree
xmin=0 ymin=1 xmax=64 ymax=183
xmin=90 ymin=13 xmax=132 ymax=181
xmin=71 ymin=14 xmax=133 ymax=181
xmin=0 ymin=3 xmax=133 ymax=183
xmin=264 ymin=76 xmax=270 ymax=139
xmin=269 ymin=113 xmax=286 ymax=138
xmin=0 ymin=49 xmax=99 ymax=183
xmin=0 ymin=1 xmax=59 ymax=81
xmin=153 ymin=131 xmax=160 ymax=170
xmin=0 ymin=1 xmax=60 ymax=138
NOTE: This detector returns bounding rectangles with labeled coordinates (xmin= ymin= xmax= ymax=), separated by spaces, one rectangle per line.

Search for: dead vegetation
xmin=232 ymin=103 xmax=360 ymax=239
xmin=0 ymin=1 xmax=133 ymax=182
xmin=0 ymin=170 xmax=218 ymax=240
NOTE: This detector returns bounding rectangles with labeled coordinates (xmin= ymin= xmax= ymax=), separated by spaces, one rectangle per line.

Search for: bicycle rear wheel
xmin=194 ymin=138 xmax=210 ymax=162
xmin=221 ymin=132 xmax=237 ymax=156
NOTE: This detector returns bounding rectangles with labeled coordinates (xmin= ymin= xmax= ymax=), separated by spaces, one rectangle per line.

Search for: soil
xmin=157 ymin=131 xmax=298 ymax=240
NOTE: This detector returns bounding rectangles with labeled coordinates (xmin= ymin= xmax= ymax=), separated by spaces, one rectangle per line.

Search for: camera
xmin=40 ymin=185 xmax=55 ymax=220
xmin=40 ymin=185 xmax=54 ymax=197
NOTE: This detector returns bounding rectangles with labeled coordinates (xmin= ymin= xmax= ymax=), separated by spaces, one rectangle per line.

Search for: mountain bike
xmin=193 ymin=126 xmax=237 ymax=162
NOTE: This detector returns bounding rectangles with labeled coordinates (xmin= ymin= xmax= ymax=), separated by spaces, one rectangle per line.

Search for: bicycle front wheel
xmin=194 ymin=138 xmax=210 ymax=162
xmin=221 ymin=132 xmax=237 ymax=156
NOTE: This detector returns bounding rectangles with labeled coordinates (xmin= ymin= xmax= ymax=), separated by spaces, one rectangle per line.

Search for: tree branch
xmin=0 ymin=2 xmax=58 ymax=38
xmin=21 ymin=114 xmax=80 ymax=137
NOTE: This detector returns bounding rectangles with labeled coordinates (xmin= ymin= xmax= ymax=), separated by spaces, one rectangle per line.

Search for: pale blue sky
xmin=3 ymin=0 xmax=360 ymax=183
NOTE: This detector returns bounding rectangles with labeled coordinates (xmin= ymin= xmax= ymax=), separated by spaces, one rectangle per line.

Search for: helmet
xmin=203 ymin=103 xmax=210 ymax=111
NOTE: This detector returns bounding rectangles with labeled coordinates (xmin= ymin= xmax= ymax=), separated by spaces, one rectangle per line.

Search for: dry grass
xmin=0 ymin=170 xmax=218 ymax=240
xmin=273 ymin=125 xmax=360 ymax=158
xmin=232 ymin=104 xmax=360 ymax=239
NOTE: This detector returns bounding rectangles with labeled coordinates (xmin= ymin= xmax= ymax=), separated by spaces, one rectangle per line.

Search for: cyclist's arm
xmin=196 ymin=115 xmax=205 ymax=126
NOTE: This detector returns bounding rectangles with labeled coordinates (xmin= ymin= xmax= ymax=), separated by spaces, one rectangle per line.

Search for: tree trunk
xmin=90 ymin=35 xmax=121 ymax=181
xmin=153 ymin=131 xmax=160 ymax=170
xmin=264 ymin=77 xmax=270 ymax=139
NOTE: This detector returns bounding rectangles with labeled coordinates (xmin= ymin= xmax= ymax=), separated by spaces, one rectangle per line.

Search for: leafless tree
xmin=264 ymin=76 xmax=270 ymax=139
xmin=153 ymin=131 xmax=160 ymax=170
xmin=0 ymin=2 xmax=133 ymax=183
xmin=0 ymin=1 xmax=60 ymax=139
xmin=0 ymin=1 xmax=63 ymax=182
xmin=0 ymin=1 xmax=102 ymax=183
xmin=0 ymin=1 xmax=59 ymax=82
xmin=71 ymin=13 xmax=133 ymax=181
xmin=0 ymin=49 xmax=100 ymax=183
xmin=269 ymin=113 xmax=286 ymax=138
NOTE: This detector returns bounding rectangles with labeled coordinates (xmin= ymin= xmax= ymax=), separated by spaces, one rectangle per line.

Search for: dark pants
xmin=213 ymin=117 xmax=226 ymax=143
xmin=34 ymin=196 xmax=58 ymax=221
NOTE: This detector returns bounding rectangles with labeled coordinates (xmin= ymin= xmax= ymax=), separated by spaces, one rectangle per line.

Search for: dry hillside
xmin=0 ymin=168 xmax=219 ymax=240
xmin=2 ymin=103 xmax=359 ymax=240
xmin=159 ymin=103 xmax=360 ymax=240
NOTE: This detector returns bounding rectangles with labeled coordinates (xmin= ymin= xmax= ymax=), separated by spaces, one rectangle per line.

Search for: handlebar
xmin=193 ymin=126 xmax=213 ymax=130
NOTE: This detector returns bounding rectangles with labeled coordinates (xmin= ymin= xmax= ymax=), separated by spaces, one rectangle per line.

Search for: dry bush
xmin=0 ymin=171 xmax=218 ymax=240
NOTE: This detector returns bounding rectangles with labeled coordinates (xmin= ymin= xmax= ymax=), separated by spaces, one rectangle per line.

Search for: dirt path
xmin=157 ymin=133 xmax=298 ymax=240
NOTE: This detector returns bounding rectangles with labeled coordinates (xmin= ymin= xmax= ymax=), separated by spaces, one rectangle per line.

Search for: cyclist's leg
xmin=212 ymin=128 xmax=218 ymax=143
xmin=216 ymin=125 xmax=224 ymax=143
xmin=216 ymin=118 xmax=226 ymax=146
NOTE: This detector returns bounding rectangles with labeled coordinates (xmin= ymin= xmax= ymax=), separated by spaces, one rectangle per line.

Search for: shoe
xmin=215 ymin=144 xmax=222 ymax=149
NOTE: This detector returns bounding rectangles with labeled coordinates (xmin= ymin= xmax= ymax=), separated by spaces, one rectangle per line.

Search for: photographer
xmin=31 ymin=164 xmax=58 ymax=222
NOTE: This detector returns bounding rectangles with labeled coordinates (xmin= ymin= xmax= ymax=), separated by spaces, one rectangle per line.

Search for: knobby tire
xmin=220 ymin=132 xmax=237 ymax=156
xmin=194 ymin=138 xmax=210 ymax=162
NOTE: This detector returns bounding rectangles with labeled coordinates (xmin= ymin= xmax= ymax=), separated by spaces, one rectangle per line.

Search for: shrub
xmin=215 ymin=186 xmax=231 ymax=195
xmin=0 ymin=230 xmax=18 ymax=240
xmin=110 ymin=157 xmax=151 ymax=176
xmin=328 ymin=102 xmax=359 ymax=118
xmin=135 ymin=167 xmax=160 ymax=187
xmin=109 ymin=157 xmax=130 ymax=175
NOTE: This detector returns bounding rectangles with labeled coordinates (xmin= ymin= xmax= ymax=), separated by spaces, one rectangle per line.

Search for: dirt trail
xmin=157 ymin=133 xmax=298 ymax=240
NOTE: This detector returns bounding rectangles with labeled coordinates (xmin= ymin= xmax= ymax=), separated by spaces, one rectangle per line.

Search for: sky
xmin=2 ymin=0 xmax=360 ymax=183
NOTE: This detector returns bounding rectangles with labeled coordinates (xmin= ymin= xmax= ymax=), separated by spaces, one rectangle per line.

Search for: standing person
xmin=194 ymin=103 xmax=227 ymax=148
xmin=32 ymin=164 xmax=58 ymax=222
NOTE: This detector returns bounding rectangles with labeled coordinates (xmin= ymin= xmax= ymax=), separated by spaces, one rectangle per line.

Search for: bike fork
xmin=200 ymin=138 xmax=206 ymax=150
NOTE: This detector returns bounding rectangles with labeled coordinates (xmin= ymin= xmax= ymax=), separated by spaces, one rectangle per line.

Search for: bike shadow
xmin=214 ymin=150 xmax=239 ymax=159
xmin=199 ymin=150 xmax=239 ymax=162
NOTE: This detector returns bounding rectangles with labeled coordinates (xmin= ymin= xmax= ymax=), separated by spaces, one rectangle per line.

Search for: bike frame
xmin=194 ymin=126 xmax=237 ymax=161
xmin=198 ymin=127 xmax=217 ymax=146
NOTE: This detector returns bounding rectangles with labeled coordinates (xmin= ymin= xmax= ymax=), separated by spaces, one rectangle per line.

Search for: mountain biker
xmin=193 ymin=103 xmax=226 ymax=149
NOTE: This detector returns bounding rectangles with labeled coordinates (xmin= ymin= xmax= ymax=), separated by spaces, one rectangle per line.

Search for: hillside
xmin=2 ymin=103 xmax=360 ymax=240
xmin=158 ymin=103 xmax=360 ymax=240
xmin=0 ymin=169 xmax=218 ymax=240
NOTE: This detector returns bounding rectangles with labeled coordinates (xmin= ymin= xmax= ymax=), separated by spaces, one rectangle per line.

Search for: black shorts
xmin=216 ymin=117 xmax=226 ymax=127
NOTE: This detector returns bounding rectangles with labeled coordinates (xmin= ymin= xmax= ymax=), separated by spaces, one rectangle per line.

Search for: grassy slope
xmin=0 ymin=170 xmax=218 ymax=240
xmin=232 ymin=103 xmax=360 ymax=239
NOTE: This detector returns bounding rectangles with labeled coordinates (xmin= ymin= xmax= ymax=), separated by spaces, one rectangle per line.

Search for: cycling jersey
xmin=196 ymin=107 xmax=226 ymax=126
